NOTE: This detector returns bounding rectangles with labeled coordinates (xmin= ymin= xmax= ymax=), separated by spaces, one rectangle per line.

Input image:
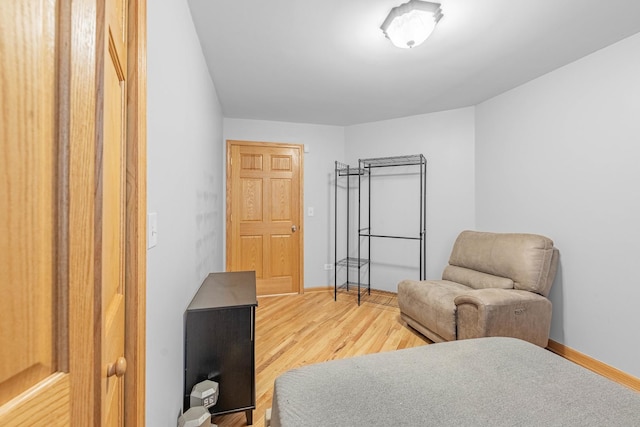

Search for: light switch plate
xmin=148 ymin=212 xmax=158 ymax=248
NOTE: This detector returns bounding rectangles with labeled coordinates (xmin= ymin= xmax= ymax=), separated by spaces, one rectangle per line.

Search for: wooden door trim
xmin=225 ymin=140 xmax=305 ymax=292
xmin=93 ymin=0 xmax=147 ymax=423
xmin=124 ymin=0 xmax=147 ymax=425
xmin=70 ymin=0 xmax=146 ymax=424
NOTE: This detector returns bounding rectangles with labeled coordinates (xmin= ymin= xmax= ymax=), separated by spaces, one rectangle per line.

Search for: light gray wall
xmin=222 ymin=110 xmax=476 ymax=295
xmin=147 ymin=0 xmax=224 ymax=424
xmin=344 ymin=108 xmax=476 ymax=291
xmin=145 ymin=8 xmax=639 ymax=423
xmin=223 ymin=118 xmax=346 ymax=288
xmin=476 ymin=32 xmax=640 ymax=377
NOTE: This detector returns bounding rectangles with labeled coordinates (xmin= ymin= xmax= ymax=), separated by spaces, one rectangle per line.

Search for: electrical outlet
xmin=324 ymin=264 xmax=333 ymax=270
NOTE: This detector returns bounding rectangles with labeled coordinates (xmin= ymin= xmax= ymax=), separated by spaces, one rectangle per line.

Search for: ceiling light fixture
xmin=380 ymin=0 xmax=443 ymax=49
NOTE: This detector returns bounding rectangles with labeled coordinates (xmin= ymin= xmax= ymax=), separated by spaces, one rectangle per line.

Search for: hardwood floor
xmin=211 ymin=289 xmax=430 ymax=426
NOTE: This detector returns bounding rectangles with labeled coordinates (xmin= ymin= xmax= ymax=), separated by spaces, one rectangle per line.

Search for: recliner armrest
xmin=454 ymin=288 xmax=552 ymax=347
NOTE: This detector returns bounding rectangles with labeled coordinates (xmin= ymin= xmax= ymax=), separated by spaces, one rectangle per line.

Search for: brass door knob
xmin=107 ymin=356 xmax=127 ymax=377
xmin=291 ymin=225 xmax=297 ymax=232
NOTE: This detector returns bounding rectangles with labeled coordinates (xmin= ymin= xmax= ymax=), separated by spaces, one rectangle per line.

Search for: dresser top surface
xmin=187 ymin=271 xmax=257 ymax=311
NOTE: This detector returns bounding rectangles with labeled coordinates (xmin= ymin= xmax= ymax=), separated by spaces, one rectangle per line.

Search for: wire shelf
xmin=336 ymin=161 xmax=366 ymax=176
xmin=337 ymin=257 xmax=370 ymax=268
xmin=359 ymin=154 xmax=426 ymax=168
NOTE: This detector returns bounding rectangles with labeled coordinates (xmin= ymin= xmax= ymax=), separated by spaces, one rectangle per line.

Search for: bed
xmin=269 ymin=337 xmax=640 ymax=426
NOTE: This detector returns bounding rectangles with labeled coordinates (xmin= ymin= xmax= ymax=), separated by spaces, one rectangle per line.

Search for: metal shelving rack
xmin=334 ymin=161 xmax=369 ymax=302
xmin=358 ymin=154 xmax=427 ymax=303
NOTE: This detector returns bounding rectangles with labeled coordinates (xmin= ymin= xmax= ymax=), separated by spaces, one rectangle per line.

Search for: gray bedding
xmin=271 ymin=337 xmax=640 ymax=426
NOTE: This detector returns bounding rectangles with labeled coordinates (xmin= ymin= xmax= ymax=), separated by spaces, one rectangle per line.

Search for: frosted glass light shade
xmin=381 ymin=0 xmax=443 ymax=49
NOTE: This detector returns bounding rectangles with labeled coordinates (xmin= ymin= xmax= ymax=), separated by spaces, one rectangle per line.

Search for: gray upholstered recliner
xmin=398 ymin=230 xmax=559 ymax=347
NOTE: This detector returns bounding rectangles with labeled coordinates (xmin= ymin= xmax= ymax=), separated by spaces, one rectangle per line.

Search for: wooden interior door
xmin=0 ymin=2 xmax=68 ymax=424
xmin=226 ymin=141 xmax=304 ymax=295
xmin=99 ymin=0 xmax=128 ymax=424
xmin=0 ymin=1 xmax=146 ymax=425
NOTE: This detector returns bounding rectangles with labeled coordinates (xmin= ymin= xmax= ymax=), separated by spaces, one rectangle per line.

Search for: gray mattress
xmin=271 ymin=337 xmax=640 ymax=426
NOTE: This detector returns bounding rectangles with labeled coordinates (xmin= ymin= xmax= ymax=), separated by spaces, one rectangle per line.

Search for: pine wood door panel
xmin=270 ymin=235 xmax=293 ymax=277
xmin=240 ymin=236 xmax=264 ymax=277
xmin=100 ymin=0 xmax=128 ymax=424
xmin=227 ymin=142 xmax=303 ymax=296
xmin=241 ymin=179 xmax=263 ymax=221
xmin=104 ymin=299 xmax=126 ymax=427
xmin=240 ymin=153 xmax=263 ymax=170
xmin=0 ymin=1 xmax=70 ymax=424
xmin=270 ymin=179 xmax=293 ymax=220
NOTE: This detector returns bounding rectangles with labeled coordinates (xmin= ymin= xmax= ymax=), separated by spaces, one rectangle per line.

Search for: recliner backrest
xmin=444 ymin=230 xmax=558 ymax=297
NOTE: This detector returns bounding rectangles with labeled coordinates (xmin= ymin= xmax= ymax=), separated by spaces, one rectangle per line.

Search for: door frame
xmin=225 ymin=140 xmax=304 ymax=293
xmin=123 ymin=1 xmax=147 ymax=425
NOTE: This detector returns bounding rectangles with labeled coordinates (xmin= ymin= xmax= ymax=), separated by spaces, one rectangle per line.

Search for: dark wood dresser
xmin=184 ymin=271 xmax=257 ymax=424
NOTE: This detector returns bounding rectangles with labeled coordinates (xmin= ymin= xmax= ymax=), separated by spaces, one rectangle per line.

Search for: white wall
xmin=223 ymin=118 xmax=346 ymax=288
xmin=476 ymin=33 xmax=640 ymax=377
xmin=345 ymin=108 xmax=476 ymax=291
xmin=147 ymin=0 xmax=224 ymax=424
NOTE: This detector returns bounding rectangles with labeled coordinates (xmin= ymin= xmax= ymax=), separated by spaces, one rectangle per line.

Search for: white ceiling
xmin=186 ymin=0 xmax=640 ymax=126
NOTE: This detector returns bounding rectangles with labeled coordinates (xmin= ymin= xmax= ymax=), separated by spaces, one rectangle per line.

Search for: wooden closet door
xmin=98 ymin=0 xmax=129 ymax=424
xmin=0 ymin=1 xmax=70 ymax=424
xmin=0 ymin=1 xmax=146 ymax=425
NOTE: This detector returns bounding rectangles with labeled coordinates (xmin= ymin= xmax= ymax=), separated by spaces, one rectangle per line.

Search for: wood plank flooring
xmin=211 ymin=289 xmax=430 ymax=426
